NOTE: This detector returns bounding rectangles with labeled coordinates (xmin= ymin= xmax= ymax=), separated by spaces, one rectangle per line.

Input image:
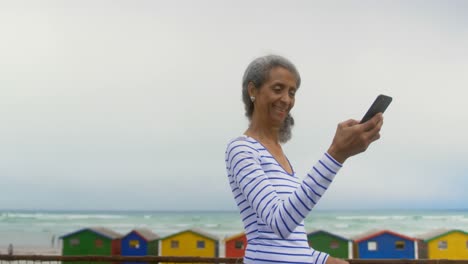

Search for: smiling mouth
xmin=273 ymin=106 xmax=288 ymax=116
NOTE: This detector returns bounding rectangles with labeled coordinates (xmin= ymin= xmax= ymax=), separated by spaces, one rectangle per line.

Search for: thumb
xmin=341 ymin=119 xmax=359 ymax=127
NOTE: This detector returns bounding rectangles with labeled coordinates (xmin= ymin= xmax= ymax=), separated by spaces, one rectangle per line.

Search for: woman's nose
xmin=280 ymin=91 xmax=291 ymax=104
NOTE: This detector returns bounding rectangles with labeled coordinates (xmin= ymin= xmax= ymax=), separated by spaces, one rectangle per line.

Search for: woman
xmin=225 ymin=55 xmax=383 ymax=264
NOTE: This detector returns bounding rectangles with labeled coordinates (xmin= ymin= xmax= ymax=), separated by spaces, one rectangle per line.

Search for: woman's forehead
xmin=266 ymin=67 xmax=298 ymax=87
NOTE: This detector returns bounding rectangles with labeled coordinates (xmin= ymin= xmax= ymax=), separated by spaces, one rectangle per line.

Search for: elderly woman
xmin=225 ymin=55 xmax=383 ymax=264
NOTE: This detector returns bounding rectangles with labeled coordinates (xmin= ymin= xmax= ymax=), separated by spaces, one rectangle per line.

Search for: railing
xmin=0 ymin=255 xmax=467 ymax=264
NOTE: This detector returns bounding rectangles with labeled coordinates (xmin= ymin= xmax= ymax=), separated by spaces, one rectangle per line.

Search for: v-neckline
xmin=243 ymin=135 xmax=295 ymax=176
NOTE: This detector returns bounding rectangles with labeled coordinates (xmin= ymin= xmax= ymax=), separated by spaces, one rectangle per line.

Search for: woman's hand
xmin=327 ymin=113 xmax=384 ymax=164
xmin=326 ymin=256 xmax=349 ymax=264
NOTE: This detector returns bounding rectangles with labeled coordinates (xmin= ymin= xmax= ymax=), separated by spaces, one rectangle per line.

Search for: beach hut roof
xmin=307 ymin=229 xmax=350 ymax=241
xmin=60 ymin=226 xmax=122 ymax=239
xmin=161 ymin=228 xmax=219 ymax=242
xmin=350 ymin=229 xmax=381 ymax=241
xmin=416 ymin=229 xmax=468 ymax=242
xmin=225 ymin=232 xmax=246 ymax=242
xmin=126 ymin=228 xmax=159 ymax=242
xmin=353 ymin=229 xmax=417 ymax=243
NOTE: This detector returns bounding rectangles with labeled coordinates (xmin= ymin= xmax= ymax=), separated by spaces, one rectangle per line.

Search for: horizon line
xmin=1 ymin=208 xmax=467 ymax=213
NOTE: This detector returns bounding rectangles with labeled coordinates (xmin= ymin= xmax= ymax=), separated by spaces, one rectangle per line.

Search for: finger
xmin=370 ymin=118 xmax=384 ymax=132
xmin=366 ymin=121 xmax=383 ymax=142
xmin=361 ymin=113 xmax=383 ymax=131
xmin=363 ymin=118 xmax=382 ymax=140
xmin=372 ymin=112 xmax=384 ymax=124
xmin=370 ymin=132 xmax=381 ymax=143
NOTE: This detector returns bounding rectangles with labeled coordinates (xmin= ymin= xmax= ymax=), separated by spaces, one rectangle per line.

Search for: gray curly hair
xmin=241 ymin=55 xmax=301 ymax=143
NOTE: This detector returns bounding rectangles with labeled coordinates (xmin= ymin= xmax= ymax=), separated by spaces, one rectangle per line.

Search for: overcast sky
xmin=1 ymin=0 xmax=467 ymax=211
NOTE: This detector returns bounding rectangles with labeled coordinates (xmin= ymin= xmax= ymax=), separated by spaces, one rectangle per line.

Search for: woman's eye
xmin=289 ymin=90 xmax=296 ymax=97
xmin=273 ymin=85 xmax=281 ymax=91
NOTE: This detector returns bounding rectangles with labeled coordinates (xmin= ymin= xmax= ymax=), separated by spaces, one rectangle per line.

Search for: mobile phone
xmin=359 ymin=94 xmax=392 ymax=124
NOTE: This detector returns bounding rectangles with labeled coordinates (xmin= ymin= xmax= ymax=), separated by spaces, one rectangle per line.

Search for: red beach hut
xmin=225 ymin=232 xmax=247 ymax=258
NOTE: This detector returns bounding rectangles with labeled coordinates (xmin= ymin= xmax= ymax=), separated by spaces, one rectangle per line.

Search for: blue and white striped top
xmin=225 ymin=135 xmax=343 ymax=264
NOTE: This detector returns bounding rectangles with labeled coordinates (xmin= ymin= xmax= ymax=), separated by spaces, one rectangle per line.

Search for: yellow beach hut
xmin=160 ymin=228 xmax=219 ymax=257
xmin=417 ymin=229 xmax=468 ymax=259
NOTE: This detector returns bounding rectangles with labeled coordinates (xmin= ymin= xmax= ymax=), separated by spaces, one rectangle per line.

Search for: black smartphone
xmin=359 ymin=94 xmax=392 ymax=124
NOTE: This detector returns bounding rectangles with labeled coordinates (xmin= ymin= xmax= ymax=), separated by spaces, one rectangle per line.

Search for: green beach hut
xmin=61 ymin=226 xmax=122 ymax=263
xmin=307 ymin=230 xmax=352 ymax=259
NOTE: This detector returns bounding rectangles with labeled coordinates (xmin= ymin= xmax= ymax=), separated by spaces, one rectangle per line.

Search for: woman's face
xmin=252 ymin=66 xmax=297 ymax=126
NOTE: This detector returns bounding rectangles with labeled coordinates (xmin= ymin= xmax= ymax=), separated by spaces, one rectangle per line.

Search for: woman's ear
xmin=247 ymin=82 xmax=257 ymax=98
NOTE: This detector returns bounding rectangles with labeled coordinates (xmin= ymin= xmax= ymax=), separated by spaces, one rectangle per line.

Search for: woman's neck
xmin=245 ymin=121 xmax=280 ymax=146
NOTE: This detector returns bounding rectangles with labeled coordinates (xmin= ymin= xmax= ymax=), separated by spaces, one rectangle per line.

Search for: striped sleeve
xmin=225 ymin=140 xmax=342 ymax=239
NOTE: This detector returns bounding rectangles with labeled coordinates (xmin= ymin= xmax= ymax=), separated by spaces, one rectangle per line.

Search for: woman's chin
xmin=269 ymin=117 xmax=286 ymax=127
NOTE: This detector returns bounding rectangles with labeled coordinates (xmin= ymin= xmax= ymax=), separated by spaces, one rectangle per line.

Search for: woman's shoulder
xmin=225 ymin=135 xmax=260 ymax=153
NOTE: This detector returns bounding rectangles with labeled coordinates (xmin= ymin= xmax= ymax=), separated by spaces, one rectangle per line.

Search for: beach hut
xmin=160 ymin=228 xmax=219 ymax=257
xmin=225 ymin=232 xmax=247 ymax=258
xmin=121 ymin=228 xmax=159 ymax=264
xmin=353 ymin=230 xmax=417 ymax=259
xmin=417 ymin=229 xmax=468 ymax=259
xmin=121 ymin=228 xmax=159 ymax=256
xmin=61 ymin=227 xmax=122 ymax=264
xmin=307 ymin=230 xmax=352 ymax=259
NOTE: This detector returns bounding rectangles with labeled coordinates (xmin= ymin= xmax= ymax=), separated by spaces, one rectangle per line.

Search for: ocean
xmin=1 ymin=209 xmax=467 ymax=251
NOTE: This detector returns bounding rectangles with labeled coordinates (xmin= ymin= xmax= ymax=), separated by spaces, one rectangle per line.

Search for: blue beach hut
xmin=121 ymin=228 xmax=159 ymax=264
xmin=353 ymin=230 xmax=417 ymax=259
